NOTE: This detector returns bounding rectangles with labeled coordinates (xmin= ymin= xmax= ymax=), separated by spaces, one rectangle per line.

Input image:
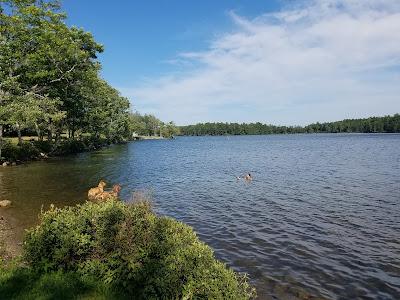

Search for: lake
xmin=1 ymin=134 xmax=399 ymax=299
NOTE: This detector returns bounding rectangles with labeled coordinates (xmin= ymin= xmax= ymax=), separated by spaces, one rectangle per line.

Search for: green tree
xmin=161 ymin=121 xmax=180 ymax=138
xmin=0 ymin=0 xmax=105 ymax=140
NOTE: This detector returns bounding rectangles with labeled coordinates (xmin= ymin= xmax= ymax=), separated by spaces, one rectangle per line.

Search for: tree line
xmin=180 ymin=114 xmax=400 ymax=136
xmin=129 ymin=112 xmax=180 ymax=138
xmin=0 ymin=0 xmax=177 ymax=159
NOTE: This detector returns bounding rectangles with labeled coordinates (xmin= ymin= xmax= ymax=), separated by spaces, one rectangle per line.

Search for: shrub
xmin=33 ymin=140 xmax=52 ymax=153
xmin=2 ymin=141 xmax=40 ymax=162
xmin=24 ymin=201 xmax=256 ymax=299
xmin=51 ymin=139 xmax=87 ymax=155
xmin=1 ymin=141 xmax=17 ymax=161
xmin=81 ymin=136 xmax=108 ymax=150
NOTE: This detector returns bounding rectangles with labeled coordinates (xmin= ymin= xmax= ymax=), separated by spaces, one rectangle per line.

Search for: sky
xmin=63 ymin=0 xmax=400 ymax=126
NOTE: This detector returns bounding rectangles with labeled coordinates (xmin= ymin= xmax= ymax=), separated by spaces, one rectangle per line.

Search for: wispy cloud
xmin=121 ymin=0 xmax=400 ymax=125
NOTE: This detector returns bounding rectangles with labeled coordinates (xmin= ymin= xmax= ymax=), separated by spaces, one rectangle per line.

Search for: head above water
xmin=98 ymin=180 xmax=106 ymax=188
xmin=112 ymin=184 xmax=122 ymax=194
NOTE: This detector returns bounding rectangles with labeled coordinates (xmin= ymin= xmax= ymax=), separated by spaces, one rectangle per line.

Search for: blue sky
xmin=64 ymin=1 xmax=281 ymax=86
xmin=63 ymin=0 xmax=400 ymax=125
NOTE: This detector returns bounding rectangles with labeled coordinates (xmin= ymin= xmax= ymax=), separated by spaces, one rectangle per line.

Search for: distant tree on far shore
xmin=129 ymin=112 xmax=179 ymax=138
xmin=179 ymin=114 xmax=400 ymax=136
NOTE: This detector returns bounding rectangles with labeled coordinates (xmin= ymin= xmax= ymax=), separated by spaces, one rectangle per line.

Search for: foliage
xmin=1 ymin=141 xmax=40 ymax=161
xmin=33 ymin=140 xmax=52 ymax=153
xmin=51 ymin=139 xmax=87 ymax=156
xmin=0 ymin=136 xmax=111 ymax=162
xmin=162 ymin=121 xmax=181 ymax=138
xmin=24 ymin=201 xmax=256 ymax=299
xmin=0 ymin=262 xmax=119 ymax=300
xmin=129 ymin=112 xmax=180 ymax=138
xmin=0 ymin=0 xmax=131 ymax=155
xmin=180 ymin=114 xmax=400 ymax=136
xmin=0 ymin=0 xmax=176 ymax=159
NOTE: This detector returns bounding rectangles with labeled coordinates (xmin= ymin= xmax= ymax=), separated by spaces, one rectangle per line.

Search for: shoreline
xmin=0 ymin=135 xmax=167 ymax=167
xmin=0 ymin=214 xmax=21 ymax=260
xmin=178 ymin=132 xmax=400 ymax=137
xmin=1 ymin=137 xmax=112 ymax=166
xmin=136 ymin=135 xmax=165 ymax=140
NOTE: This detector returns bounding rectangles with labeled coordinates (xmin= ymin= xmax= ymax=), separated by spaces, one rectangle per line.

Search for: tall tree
xmin=0 ymin=0 xmax=104 ymax=143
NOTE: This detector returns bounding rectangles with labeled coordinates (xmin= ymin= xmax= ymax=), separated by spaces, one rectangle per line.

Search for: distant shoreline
xmin=177 ymin=131 xmax=400 ymax=137
xmin=179 ymin=114 xmax=400 ymax=136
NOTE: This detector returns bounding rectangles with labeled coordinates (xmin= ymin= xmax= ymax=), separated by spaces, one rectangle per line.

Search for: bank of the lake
xmin=0 ymin=135 xmax=168 ymax=167
xmin=1 ymin=200 xmax=256 ymax=300
xmin=0 ymin=215 xmax=20 ymax=260
xmin=1 ymin=134 xmax=399 ymax=299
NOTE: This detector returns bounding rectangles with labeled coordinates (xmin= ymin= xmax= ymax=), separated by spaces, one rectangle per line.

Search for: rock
xmin=0 ymin=200 xmax=12 ymax=207
xmin=11 ymin=162 xmax=17 ymax=166
xmin=2 ymin=162 xmax=8 ymax=167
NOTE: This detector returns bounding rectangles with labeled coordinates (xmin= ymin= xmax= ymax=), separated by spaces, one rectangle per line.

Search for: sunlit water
xmin=1 ymin=134 xmax=399 ymax=299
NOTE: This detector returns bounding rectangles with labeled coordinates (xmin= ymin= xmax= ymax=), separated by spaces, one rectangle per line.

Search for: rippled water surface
xmin=1 ymin=134 xmax=399 ymax=299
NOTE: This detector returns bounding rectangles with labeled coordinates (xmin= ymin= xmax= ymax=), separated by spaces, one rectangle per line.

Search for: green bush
xmin=52 ymin=139 xmax=87 ymax=155
xmin=33 ymin=140 xmax=52 ymax=153
xmin=81 ymin=136 xmax=108 ymax=150
xmin=24 ymin=201 xmax=256 ymax=299
xmin=2 ymin=141 xmax=40 ymax=162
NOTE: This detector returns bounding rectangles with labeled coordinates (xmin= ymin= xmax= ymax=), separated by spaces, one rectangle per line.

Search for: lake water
xmin=1 ymin=134 xmax=399 ymax=299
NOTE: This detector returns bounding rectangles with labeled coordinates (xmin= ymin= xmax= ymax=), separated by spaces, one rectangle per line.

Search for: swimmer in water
xmin=244 ymin=173 xmax=252 ymax=181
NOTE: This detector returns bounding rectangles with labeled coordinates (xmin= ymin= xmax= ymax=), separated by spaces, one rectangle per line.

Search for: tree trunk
xmin=16 ymin=123 xmax=22 ymax=145
xmin=35 ymin=123 xmax=43 ymax=141
xmin=0 ymin=124 xmax=3 ymax=159
xmin=47 ymin=120 xmax=53 ymax=143
xmin=55 ymin=130 xmax=61 ymax=144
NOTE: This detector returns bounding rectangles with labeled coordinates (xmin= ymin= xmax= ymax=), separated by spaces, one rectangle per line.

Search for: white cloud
xmin=121 ymin=0 xmax=400 ymax=125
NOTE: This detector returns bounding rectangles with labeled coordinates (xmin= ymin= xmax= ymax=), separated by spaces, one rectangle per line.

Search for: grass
xmin=5 ymin=136 xmax=39 ymax=145
xmin=0 ymin=263 xmax=121 ymax=300
xmin=4 ymin=134 xmax=71 ymax=145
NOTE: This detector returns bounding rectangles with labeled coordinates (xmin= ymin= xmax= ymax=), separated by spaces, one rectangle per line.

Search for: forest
xmin=180 ymin=114 xmax=400 ymax=136
xmin=0 ymin=0 xmax=178 ymax=161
